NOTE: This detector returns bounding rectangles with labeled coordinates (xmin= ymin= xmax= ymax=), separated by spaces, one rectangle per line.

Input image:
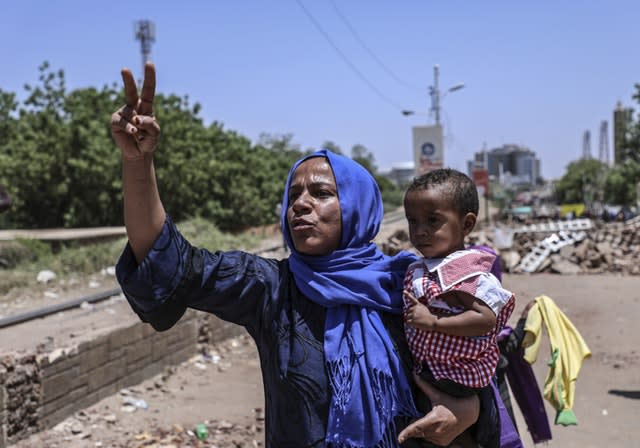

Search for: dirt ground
xmin=8 ymin=272 xmax=638 ymax=448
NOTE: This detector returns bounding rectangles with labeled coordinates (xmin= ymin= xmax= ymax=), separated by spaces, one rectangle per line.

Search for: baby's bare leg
xmin=398 ymin=374 xmax=479 ymax=446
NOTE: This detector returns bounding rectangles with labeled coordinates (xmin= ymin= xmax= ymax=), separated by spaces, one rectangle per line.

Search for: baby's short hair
xmin=406 ymin=168 xmax=479 ymax=216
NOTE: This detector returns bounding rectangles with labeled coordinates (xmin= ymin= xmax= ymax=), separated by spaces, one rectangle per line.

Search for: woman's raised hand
xmin=110 ymin=62 xmax=161 ymax=160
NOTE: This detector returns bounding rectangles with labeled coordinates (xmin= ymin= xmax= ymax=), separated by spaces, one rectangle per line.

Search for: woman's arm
xmin=121 ymin=154 xmax=165 ymax=263
xmin=110 ymin=62 xmax=165 ymax=263
xmin=116 ymin=217 xmax=278 ymax=333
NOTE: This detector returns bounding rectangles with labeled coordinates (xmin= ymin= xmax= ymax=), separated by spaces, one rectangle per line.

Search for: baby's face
xmin=404 ymin=187 xmax=471 ymax=259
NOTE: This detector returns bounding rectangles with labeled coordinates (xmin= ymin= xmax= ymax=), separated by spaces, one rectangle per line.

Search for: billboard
xmin=471 ymin=168 xmax=490 ymax=196
xmin=413 ymin=124 xmax=444 ymax=176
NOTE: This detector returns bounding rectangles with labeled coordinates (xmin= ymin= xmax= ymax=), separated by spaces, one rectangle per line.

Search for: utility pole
xmin=430 ymin=65 xmax=441 ymax=125
xmin=134 ymin=20 xmax=155 ymax=76
xmin=429 ymin=65 xmax=464 ymax=126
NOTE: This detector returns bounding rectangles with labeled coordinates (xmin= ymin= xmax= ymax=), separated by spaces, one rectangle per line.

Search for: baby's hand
xmin=404 ymin=291 xmax=437 ymax=330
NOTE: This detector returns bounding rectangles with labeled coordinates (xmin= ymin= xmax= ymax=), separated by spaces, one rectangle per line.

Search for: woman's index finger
xmin=120 ymin=68 xmax=139 ymax=108
xmin=139 ymin=62 xmax=156 ymax=115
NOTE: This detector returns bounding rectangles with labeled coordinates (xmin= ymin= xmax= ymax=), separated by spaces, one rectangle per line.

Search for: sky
xmin=2 ymin=1 xmax=639 ymax=180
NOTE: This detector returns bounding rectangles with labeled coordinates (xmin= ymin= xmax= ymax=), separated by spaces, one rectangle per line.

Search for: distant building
xmin=467 ymin=144 xmax=541 ymax=187
xmin=386 ymin=161 xmax=416 ymax=187
xmin=613 ymin=101 xmax=633 ymax=164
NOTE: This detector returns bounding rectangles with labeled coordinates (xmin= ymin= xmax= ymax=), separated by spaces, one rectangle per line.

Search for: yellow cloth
xmin=522 ymin=295 xmax=591 ymax=425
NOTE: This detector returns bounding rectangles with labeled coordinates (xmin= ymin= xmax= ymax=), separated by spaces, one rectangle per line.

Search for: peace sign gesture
xmin=110 ymin=62 xmax=161 ymax=160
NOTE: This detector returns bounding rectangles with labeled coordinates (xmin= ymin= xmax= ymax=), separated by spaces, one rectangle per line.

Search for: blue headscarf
xmin=281 ymin=149 xmax=419 ymax=447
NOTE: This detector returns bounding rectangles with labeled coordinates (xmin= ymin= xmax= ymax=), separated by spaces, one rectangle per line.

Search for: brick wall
xmin=0 ymin=310 xmax=246 ymax=447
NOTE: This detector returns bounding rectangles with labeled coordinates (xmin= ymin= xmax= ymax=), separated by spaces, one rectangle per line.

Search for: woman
xmin=112 ymin=62 xmax=481 ymax=447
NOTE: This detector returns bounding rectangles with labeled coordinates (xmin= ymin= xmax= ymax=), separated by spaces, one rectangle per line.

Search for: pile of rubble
xmin=380 ymin=217 xmax=640 ymax=275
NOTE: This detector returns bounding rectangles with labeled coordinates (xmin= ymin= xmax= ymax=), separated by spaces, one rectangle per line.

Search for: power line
xmin=295 ymin=0 xmax=408 ymax=112
xmin=328 ymin=0 xmax=422 ymax=93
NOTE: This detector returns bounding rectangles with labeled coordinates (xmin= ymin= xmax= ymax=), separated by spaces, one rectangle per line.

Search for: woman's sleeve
xmin=115 ymin=215 xmax=278 ymax=333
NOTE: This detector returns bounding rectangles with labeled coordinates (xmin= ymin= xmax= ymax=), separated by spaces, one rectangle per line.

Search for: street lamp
xmin=429 ymin=65 xmax=464 ymax=126
xmin=401 ymin=65 xmax=465 ymax=124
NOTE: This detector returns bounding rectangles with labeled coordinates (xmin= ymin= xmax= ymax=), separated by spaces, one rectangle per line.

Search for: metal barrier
xmin=516 ymin=231 xmax=587 ymax=273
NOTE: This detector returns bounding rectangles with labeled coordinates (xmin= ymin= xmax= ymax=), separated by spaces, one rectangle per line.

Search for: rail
xmin=0 ymin=227 xmax=127 ymax=242
xmin=0 ymin=287 xmax=122 ymax=329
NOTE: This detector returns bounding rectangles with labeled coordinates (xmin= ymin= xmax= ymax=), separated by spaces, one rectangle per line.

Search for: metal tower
xmin=134 ymin=20 xmax=155 ymax=76
xmin=599 ymin=120 xmax=610 ymax=165
xmin=582 ymin=130 xmax=592 ymax=160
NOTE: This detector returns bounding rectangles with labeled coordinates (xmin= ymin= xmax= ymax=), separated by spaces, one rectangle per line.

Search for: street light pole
xmin=431 ymin=65 xmax=441 ymax=125
xmin=430 ymin=64 xmax=465 ymax=126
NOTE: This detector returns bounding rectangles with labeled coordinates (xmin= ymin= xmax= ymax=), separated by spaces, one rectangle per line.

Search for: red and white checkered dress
xmin=403 ymin=249 xmax=515 ymax=388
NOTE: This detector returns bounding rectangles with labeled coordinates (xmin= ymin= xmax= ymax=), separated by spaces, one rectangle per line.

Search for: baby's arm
xmin=404 ymin=289 xmax=496 ymax=337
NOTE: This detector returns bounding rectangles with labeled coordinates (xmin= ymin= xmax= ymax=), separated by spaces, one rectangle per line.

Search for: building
xmin=613 ymin=101 xmax=633 ymax=164
xmin=467 ymin=144 xmax=541 ymax=187
xmin=386 ymin=161 xmax=416 ymax=187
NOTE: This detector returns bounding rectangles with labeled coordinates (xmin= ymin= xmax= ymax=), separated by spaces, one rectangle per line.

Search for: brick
xmin=151 ymin=335 xmax=174 ymax=362
xmin=124 ymin=339 xmax=153 ymax=365
xmin=87 ymin=357 xmax=125 ymax=391
xmin=39 ymin=401 xmax=75 ymax=429
xmin=78 ymin=341 xmax=111 ymax=373
xmin=86 ymin=383 xmax=118 ymax=408
xmin=70 ymin=372 xmax=88 ymax=390
xmin=39 ymin=351 xmax=79 ymax=377
xmin=120 ymin=359 xmax=168 ymax=391
xmin=168 ymin=344 xmax=197 ymax=366
xmin=110 ymin=324 xmax=144 ymax=349
xmin=41 ymin=368 xmax=76 ymax=403
xmin=109 ymin=346 xmax=125 ymax=361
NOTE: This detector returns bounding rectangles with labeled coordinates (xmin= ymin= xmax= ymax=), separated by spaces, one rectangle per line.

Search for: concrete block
xmin=87 ymin=357 xmax=126 ymax=392
xmin=39 ymin=401 xmax=75 ymax=429
xmin=78 ymin=340 xmax=111 ymax=373
xmin=41 ymin=367 xmax=76 ymax=403
xmin=110 ymin=324 xmax=144 ymax=349
xmin=168 ymin=344 xmax=197 ymax=366
xmin=124 ymin=339 xmax=153 ymax=365
xmin=151 ymin=335 xmax=174 ymax=362
xmin=121 ymin=360 xmax=166 ymax=388
xmin=39 ymin=350 xmax=79 ymax=377
xmin=109 ymin=346 xmax=125 ymax=362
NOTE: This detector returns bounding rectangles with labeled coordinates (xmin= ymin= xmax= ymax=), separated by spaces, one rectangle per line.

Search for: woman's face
xmin=287 ymin=157 xmax=342 ymax=256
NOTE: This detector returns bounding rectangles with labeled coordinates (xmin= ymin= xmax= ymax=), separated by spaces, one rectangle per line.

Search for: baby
xmin=402 ymin=168 xmax=515 ymax=443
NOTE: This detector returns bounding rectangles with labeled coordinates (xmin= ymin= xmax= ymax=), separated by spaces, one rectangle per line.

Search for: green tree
xmin=624 ymin=84 xmax=640 ymax=163
xmin=554 ymin=159 xmax=607 ymax=204
xmin=321 ymin=140 xmax=343 ymax=155
xmin=63 ymin=85 xmax=125 ymax=226
xmin=351 ymin=143 xmax=377 ymax=174
xmin=601 ymin=83 xmax=640 ymax=206
xmin=605 ymin=161 xmax=640 ymax=205
xmin=2 ymin=63 xmax=73 ymax=228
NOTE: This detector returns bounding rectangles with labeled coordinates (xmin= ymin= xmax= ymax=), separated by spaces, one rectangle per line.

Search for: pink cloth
xmin=404 ymin=250 xmax=515 ymax=388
